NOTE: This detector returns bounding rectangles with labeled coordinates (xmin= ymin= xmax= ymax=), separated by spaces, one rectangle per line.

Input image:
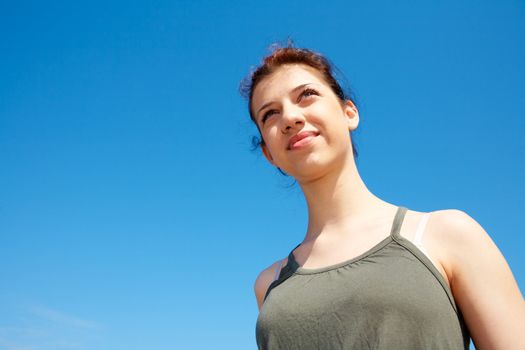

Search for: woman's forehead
xmin=252 ymin=64 xmax=326 ymax=103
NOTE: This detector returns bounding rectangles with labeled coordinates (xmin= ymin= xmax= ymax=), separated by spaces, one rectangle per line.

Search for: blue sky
xmin=1 ymin=1 xmax=524 ymax=349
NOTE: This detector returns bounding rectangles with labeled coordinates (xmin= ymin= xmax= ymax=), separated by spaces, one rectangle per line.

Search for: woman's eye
xmin=261 ymin=109 xmax=278 ymax=123
xmin=299 ymin=88 xmax=319 ymax=101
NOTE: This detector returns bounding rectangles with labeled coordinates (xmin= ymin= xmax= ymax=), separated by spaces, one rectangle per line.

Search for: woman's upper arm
xmin=437 ymin=209 xmax=525 ymax=350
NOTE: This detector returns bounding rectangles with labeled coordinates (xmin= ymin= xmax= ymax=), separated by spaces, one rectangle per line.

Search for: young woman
xmin=240 ymin=45 xmax=525 ymax=350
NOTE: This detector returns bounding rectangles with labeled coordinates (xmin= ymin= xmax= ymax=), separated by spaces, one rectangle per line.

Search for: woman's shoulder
xmin=254 ymin=256 xmax=289 ymax=310
xmin=399 ymin=208 xmax=485 ymax=285
xmin=401 ymin=207 xmax=477 ymax=248
xmin=428 ymin=207 xmax=477 ymax=226
xmin=406 ymin=207 xmax=482 ymax=242
xmin=425 ymin=208 xmax=487 ymax=248
xmin=422 ymin=208 xmax=498 ymax=280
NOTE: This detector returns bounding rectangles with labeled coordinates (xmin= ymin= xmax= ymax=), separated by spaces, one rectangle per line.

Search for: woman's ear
xmin=344 ymin=100 xmax=359 ymax=131
xmin=261 ymin=144 xmax=275 ymax=165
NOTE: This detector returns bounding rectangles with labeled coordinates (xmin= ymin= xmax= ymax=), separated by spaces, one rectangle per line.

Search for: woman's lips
xmin=288 ymin=131 xmax=319 ymax=150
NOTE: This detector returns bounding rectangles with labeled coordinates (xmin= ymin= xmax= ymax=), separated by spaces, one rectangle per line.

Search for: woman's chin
xmin=288 ymin=151 xmax=352 ymax=182
xmin=287 ymin=160 xmax=333 ymax=182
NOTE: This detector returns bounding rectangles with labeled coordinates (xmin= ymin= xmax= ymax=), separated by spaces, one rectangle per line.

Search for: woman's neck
xmin=299 ymin=155 xmax=394 ymax=242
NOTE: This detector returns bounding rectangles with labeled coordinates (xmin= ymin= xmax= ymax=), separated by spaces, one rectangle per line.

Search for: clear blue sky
xmin=1 ymin=1 xmax=523 ymax=349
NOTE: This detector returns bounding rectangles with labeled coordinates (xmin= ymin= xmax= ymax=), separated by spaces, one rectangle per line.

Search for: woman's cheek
xmin=267 ymin=128 xmax=281 ymax=146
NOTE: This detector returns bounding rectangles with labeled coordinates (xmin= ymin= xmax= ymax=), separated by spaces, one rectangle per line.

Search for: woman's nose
xmin=281 ymin=106 xmax=305 ymax=133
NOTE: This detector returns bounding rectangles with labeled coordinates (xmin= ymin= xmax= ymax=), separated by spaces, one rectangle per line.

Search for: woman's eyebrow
xmin=256 ymin=83 xmax=314 ymax=116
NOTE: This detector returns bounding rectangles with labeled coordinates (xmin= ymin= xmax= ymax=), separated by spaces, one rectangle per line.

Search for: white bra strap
xmin=414 ymin=212 xmax=431 ymax=247
xmin=273 ymin=260 xmax=284 ymax=282
xmin=412 ymin=212 xmax=443 ymax=273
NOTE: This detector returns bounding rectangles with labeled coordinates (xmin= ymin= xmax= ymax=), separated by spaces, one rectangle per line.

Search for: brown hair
xmin=239 ymin=43 xmax=359 ymax=160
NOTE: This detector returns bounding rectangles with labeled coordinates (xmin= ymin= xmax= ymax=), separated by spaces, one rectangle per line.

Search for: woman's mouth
xmin=288 ymin=131 xmax=319 ymax=150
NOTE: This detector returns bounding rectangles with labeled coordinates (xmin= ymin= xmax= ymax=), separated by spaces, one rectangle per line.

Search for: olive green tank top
xmin=256 ymin=206 xmax=471 ymax=349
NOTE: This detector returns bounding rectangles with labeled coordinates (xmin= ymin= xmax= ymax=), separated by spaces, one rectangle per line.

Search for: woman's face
xmin=251 ymin=64 xmax=359 ymax=182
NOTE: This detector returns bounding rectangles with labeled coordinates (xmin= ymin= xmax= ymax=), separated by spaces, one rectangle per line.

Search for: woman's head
xmin=239 ymin=44 xmax=360 ymax=179
xmin=240 ymin=44 xmax=359 ymax=161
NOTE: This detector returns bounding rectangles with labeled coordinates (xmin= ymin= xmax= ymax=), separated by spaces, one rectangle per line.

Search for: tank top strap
xmin=389 ymin=206 xmax=408 ymax=238
xmin=286 ymin=243 xmax=301 ymax=268
xmin=263 ymin=243 xmax=302 ymax=302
